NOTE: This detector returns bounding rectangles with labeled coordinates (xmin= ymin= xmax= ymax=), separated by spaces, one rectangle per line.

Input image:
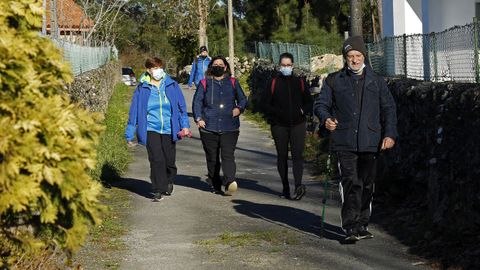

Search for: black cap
xmin=199 ymin=46 xmax=208 ymax=52
xmin=342 ymin=36 xmax=367 ymax=58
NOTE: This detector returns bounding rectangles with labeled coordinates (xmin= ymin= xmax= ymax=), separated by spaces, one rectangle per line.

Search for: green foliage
xmin=0 ymin=0 xmax=104 ymax=266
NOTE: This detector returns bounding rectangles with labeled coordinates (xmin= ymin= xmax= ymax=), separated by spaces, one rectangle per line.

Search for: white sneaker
xmin=224 ymin=181 xmax=238 ymax=196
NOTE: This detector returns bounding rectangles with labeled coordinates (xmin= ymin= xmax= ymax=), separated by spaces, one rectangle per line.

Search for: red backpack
xmin=200 ymin=77 xmax=237 ymax=92
xmin=270 ymin=77 xmax=304 ymax=94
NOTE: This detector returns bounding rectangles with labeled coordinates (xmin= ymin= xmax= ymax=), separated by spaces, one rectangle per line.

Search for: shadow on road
xmin=174 ymin=174 xmax=208 ymax=192
xmin=236 ymin=177 xmax=282 ymax=197
xmin=112 ymin=178 xmax=153 ymax=199
xmin=113 ymin=175 xmax=204 ymax=198
xmin=231 ymin=199 xmax=347 ymax=243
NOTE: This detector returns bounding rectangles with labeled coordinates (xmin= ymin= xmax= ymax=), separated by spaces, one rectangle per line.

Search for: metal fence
xmin=367 ymin=18 xmax=480 ymax=83
xmin=252 ymin=42 xmax=332 ymax=70
xmin=50 ymin=38 xmax=118 ymax=76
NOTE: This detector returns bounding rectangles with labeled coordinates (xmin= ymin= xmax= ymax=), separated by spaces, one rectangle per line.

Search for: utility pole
xmin=350 ymin=0 xmax=363 ymax=36
xmin=198 ymin=0 xmax=208 ymax=47
xmin=227 ymin=0 xmax=235 ymax=76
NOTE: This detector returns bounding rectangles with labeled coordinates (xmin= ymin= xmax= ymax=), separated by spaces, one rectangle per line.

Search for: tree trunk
xmin=227 ymin=0 xmax=235 ymax=75
xmin=370 ymin=0 xmax=377 ymax=41
xmin=350 ymin=0 xmax=363 ymax=37
xmin=377 ymin=0 xmax=383 ymax=38
xmin=198 ymin=0 xmax=208 ymax=47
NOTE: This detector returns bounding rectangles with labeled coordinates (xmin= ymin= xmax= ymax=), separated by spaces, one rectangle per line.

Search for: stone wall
xmin=377 ymin=79 xmax=480 ymax=269
xmin=67 ymin=61 xmax=122 ymax=113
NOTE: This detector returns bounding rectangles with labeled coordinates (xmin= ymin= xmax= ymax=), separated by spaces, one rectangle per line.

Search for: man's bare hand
xmin=325 ymin=118 xmax=338 ymax=131
xmin=381 ymin=137 xmax=395 ymax=150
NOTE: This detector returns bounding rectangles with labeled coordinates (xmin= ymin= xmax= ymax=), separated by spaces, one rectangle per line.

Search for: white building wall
xmin=404 ymin=0 xmax=423 ymax=34
xmin=428 ymin=0 xmax=477 ymax=33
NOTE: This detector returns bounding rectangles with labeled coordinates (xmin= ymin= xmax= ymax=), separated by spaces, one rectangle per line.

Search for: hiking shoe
xmin=152 ymin=192 xmax=164 ymax=202
xmin=357 ymin=226 xmax=374 ymax=240
xmin=293 ymin=184 xmax=306 ymax=200
xmin=224 ymin=181 xmax=238 ymax=196
xmin=344 ymin=228 xmax=359 ymax=243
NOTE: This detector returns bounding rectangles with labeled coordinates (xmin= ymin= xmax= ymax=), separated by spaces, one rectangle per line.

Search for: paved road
xmin=117 ymin=84 xmax=429 ymax=270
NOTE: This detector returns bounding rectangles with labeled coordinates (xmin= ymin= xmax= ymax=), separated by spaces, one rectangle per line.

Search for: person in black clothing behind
xmin=261 ymin=52 xmax=313 ymax=200
xmin=314 ymin=36 xmax=398 ymax=243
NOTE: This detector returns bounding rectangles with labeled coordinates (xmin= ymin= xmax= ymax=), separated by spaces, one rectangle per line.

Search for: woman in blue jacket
xmin=192 ymin=56 xmax=248 ymax=195
xmin=126 ymin=57 xmax=191 ymax=202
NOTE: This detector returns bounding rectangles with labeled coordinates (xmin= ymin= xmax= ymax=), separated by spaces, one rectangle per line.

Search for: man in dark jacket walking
xmin=262 ymin=52 xmax=313 ymax=200
xmin=314 ymin=36 xmax=397 ymax=242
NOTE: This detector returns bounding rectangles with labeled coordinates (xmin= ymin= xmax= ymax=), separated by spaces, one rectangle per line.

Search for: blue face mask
xmin=280 ymin=66 xmax=293 ymax=76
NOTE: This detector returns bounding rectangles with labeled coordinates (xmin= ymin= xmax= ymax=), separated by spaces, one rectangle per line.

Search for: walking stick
xmin=320 ymin=136 xmax=333 ymax=238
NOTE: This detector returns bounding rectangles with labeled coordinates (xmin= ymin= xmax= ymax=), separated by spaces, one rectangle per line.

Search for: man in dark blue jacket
xmin=314 ymin=36 xmax=398 ymax=243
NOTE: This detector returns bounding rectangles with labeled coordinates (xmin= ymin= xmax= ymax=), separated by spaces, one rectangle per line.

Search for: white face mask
xmin=151 ymin=68 xmax=166 ymax=81
xmin=348 ymin=63 xmax=366 ymax=74
xmin=280 ymin=66 xmax=293 ymax=76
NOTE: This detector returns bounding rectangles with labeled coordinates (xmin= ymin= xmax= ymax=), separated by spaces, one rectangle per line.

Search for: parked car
xmin=122 ymin=67 xmax=137 ymax=86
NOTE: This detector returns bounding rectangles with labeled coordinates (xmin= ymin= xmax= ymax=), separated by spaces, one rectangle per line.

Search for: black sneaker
xmin=357 ymin=226 xmax=374 ymax=240
xmin=152 ymin=192 xmax=164 ymax=202
xmin=293 ymin=184 xmax=306 ymax=200
xmin=224 ymin=181 xmax=238 ymax=196
xmin=344 ymin=228 xmax=359 ymax=243
xmin=279 ymin=193 xmax=291 ymax=200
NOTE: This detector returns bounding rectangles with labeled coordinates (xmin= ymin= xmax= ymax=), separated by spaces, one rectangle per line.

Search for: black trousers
xmin=271 ymin=122 xmax=306 ymax=195
xmin=146 ymin=131 xmax=177 ymax=193
xmin=199 ymin=129 xmax=239 ymax=190
xmin=337 ymin=151 xmax=377 ymax=230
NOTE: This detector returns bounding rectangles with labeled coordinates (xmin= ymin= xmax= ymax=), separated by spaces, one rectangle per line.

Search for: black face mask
xmin=211 ymin=66 xmax=225 ymax=77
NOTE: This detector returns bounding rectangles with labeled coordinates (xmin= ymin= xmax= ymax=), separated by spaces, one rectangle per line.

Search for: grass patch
xmin=90 ymin=83 xmax=132 ymax=184
xmin=74 ymin=83 xmax=134 ymax=269
xmin=195 ymin=230 xmax=299 ymax=254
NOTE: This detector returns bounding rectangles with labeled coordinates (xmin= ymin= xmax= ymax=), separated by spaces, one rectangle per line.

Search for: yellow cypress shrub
xmin=0 ymin=0 xmax=104 ymax=266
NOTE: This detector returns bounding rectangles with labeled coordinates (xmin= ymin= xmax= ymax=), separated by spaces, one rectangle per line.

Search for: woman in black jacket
xmin=261 ymin=52 xmax=313 ymax=200
xmin=192 ymin=56 xmax=248 ymax=195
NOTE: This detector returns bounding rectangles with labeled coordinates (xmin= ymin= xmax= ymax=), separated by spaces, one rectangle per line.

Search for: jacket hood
xmin=139 ymin=75 xmax=176 ymax=89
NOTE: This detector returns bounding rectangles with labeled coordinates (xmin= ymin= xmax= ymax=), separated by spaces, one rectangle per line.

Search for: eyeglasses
xmin=280 ymin=64 xmax=293 ymax=67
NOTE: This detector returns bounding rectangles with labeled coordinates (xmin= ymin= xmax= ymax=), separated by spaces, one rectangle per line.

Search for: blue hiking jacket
xmin=125 ymin=76 xmax=190 ymax=145
xmin=192 ymin=77 xmax=248 ymax=133
xmin=188 ymin=56 xmax=211 ymax=87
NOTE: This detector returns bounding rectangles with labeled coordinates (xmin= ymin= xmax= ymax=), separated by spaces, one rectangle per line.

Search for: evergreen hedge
xmin=0 ymin=0 xmax=104 ymax=266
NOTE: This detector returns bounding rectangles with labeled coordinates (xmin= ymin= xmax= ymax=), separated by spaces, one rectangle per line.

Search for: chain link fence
xmin=50 ymin=38 xmax=118 ymax=76
xmin=367 ymin=19 xmax=480 ymax=83
xmin=250 ymin=42 xmax=332 ymax=70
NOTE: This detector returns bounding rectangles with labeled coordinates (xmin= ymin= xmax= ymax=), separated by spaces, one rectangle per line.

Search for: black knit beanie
xmin=342 ymin=36 xmax=367 ymax=58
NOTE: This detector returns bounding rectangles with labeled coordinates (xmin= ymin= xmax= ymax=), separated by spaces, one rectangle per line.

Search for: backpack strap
xmin=271 ymin=77 xmax=304 ymax=94
xmin=200 ymin=78 xmax=207 ymax=92
xmin=201 ymin=77 xmax=238 ymax=100
xmin=270 ymin=77 xmax=277 ymax=94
